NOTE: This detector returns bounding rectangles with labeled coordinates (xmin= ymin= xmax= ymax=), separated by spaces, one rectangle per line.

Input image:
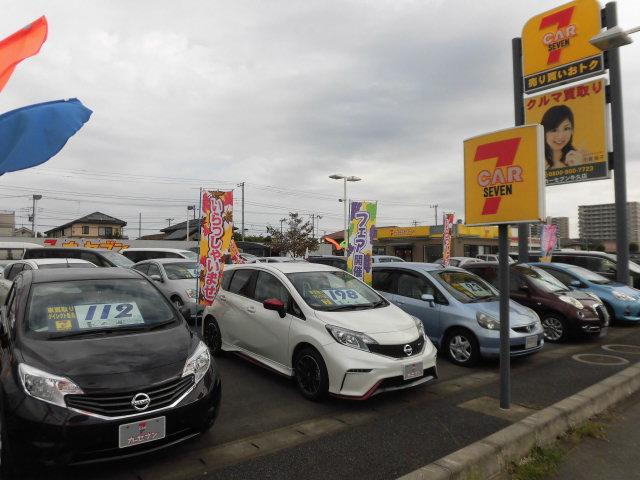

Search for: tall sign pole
xmin=512 ymin=38 xmax=528 ymax=262
xmin=604 ymin=2 xmax=629 ymax=284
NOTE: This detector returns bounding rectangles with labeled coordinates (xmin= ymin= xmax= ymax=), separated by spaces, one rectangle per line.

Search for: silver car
xmin=372 ymin=263 xmax=544 ymax=367
xmin=131 ymin=259 xmax=198 ymax=310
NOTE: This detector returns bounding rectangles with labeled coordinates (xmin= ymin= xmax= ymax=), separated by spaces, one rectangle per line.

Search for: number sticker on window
xmin=74 ymin=302 xmax=144 ymax=329
xmin=321 ymin=289 xmax=365 ymax=305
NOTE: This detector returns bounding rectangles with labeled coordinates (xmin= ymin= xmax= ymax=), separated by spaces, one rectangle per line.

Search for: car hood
xmin=18 ymin=325 xmax=198 ymax=390
xmin=464 ymin=299 xmax=537 ymax=326
xmin=167 ymin=278 xmax=198 ymax=289
xmin=314 ymin=303 xmax=417 ymax=337
xmin=591 ymin=283 xmax=640 ymax=300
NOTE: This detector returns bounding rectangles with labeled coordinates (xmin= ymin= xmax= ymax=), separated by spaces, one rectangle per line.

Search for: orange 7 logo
xmin=473 ymin=137 xmax=521 ymax=216
xmin=539 ymin=6 xmax=575 ymax=65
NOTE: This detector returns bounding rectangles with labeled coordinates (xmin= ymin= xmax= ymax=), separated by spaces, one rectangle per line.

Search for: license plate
xmin=118 ymin=416 xmax=166 ymax=449
xmin=525 ymin=335 xmax=537 ymax=349
xmin=403 ymin=361 xmax=423 ymax=381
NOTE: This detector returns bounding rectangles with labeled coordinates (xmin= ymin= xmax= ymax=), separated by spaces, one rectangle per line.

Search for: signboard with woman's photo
xmin=524 ymin=78 xmax=608 ymax=186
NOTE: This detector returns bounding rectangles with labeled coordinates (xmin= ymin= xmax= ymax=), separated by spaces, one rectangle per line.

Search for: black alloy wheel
xmin=203 ymin=316 xmax=222 ymax=356
xmin=445 ymin=328 xmax=480 ymax=367
xmin=294 ymin=347 xmax=329 ymax=401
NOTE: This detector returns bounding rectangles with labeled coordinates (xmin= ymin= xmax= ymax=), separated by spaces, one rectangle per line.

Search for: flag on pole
xmin=0 ymin=16 xmax=48 ymax=93
xmin=0 ymin=98 xmax=92 ymax=175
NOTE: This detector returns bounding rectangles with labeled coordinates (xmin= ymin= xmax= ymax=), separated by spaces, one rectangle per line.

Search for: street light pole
xmin=187 ymin=205 xmax=195 ymax=241
xmin=330 ymin=174 xmax=362 ymax=257
xmin=32 ymin=194 xmax=42 ymax=238
xmin=429 ymin=204 xmax=439 ymax=226
xmin=280 ymin=218 xmax=286 ymax=234
xmin=238 ymin=182 xmax=245 ymax=242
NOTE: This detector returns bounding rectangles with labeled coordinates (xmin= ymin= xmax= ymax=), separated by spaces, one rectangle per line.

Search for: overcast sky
xmin=1 ymin=0 xmax=639 ymax=239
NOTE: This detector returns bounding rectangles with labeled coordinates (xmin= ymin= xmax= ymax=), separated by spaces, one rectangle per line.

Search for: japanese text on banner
xmin=442 ymin=213 xmax=455 ymax=267
xmin=347 ymin=201 xmax=377 ymax=286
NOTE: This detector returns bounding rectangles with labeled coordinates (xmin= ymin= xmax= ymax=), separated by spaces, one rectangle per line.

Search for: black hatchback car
xmin=0 ymin=268 xmax=221 ymax=473
xmin=23 ymin=247 xmax=134 ymax=268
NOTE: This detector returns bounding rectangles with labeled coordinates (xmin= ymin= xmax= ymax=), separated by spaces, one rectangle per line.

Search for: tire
xmin=0 ymin=409 xmax=16 ymax=478
xmin=293 ymin=347 xmax=329 ymax=401
xmin=202 ymin=316 xmax=222 ymax=356
xmin=444 ymin=328 xmax=480 ymax=367
xmin=603 ymin=303 xmax=616 ymax=325
xmin=541 ymin=315 xmax=568 ymax=342
xmin=171 ymin=296 xmax=184 ymax=309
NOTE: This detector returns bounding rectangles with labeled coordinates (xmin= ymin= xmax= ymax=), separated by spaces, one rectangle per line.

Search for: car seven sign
xmin=464 ymin=125 xmax=545 ymax=227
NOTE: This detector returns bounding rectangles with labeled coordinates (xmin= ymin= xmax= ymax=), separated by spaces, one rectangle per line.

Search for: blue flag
xmin=0 ymin=98 xmax=92 ymax=174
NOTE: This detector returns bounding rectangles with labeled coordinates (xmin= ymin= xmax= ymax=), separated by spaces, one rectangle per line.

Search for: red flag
xmin=0 ymin=16 xmax=48 ymax=93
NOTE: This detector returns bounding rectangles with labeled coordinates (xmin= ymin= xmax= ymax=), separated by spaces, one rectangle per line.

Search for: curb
xmin=398 ymin=361 xmax=640 ymax=480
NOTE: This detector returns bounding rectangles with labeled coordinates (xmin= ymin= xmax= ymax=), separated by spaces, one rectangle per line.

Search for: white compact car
xmin=202 ymin=263 xmax=437 ymax=400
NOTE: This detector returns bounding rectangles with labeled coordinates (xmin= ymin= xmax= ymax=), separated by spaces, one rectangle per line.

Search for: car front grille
xmin=368 ymin=336 xmax=424 ymax=358
xmin=66 ymin=375 xmax=195 ymax=417
xmin=512 ymin=323 xmax=537 ymax=334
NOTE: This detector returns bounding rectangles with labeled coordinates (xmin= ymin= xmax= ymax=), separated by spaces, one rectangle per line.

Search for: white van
xmin=0 ymin=242 xmax=43 ymax=277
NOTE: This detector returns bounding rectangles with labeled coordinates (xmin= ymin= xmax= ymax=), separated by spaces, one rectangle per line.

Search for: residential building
xmin=0 ymin=211 xmax=15 ymax=237
xmin=13 ymin=227 xmax=35 ymax=237
xmin=579 ymin=202 xmax=640 ymax=246
xmin=44 ymin=212 xmax=127 ymax=239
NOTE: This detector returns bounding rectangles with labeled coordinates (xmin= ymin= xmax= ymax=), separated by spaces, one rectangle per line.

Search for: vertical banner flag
xmin=442 ymin=213 xmax=455 ymax=267
xmin=198 ymin=191 xmax=233 ymax=306
xmin=540 ymin=224 xmax=558 ymax=263
xmin=229 ymin=239 xmax=246 ymax=264
xmin=347 ymin=201 xmax=377 ymax=285
xmin=0 ymin=16 xmax=48 ymax=93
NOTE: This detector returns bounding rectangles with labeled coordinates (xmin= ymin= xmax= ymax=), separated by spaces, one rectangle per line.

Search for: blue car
xmin=372 ymin=263 xmax=544 ymax=367
xmin=532 ymin=262 xmax=640 ymax=323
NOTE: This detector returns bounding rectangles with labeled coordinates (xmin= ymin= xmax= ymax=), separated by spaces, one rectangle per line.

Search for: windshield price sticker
xmin=47 ymin=305 xmax=77 ymax=332
xmin=306 ymin=289 xmax=334 ymax=306
xmin=321 ymin=289 xmax=367 ymax=305
xmin=74 ymin=302 xmax=145 ymax=330
xmin=459 ymin=282 xmax=491 ymax=295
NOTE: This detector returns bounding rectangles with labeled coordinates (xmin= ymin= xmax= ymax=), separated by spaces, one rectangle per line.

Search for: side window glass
xmin=509 ymin=275 xmax=521 ymax=292
xmin=254 ymin=272 xmax=290 ymax=304
xmin=599 ymin=258 xmax=617 ymax=274
xmin=396 ymin=272 xmax=434 ymax=300
xmin=166 ymin=253 xmax=182 ymax=258
xmin=228 ymin=269 xmax=254 ymax=297
xmin=147 ymin=264 xmax=161 ymax=277
xmin=546 ymin=269 xmax=574 ymax=286
xmin=221 ymin=270 xmax=234 ymax=291
xmin=8 ymin=264 xmax=24 ymax=281
xmin=372 ymin=270 xmax=393 ymax=293
xmin=133 ymin=264 xmax=150 ymax=275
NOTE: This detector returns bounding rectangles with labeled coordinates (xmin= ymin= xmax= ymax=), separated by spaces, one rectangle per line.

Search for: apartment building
xmin=578 ymin=202 xmax=640 ymax=245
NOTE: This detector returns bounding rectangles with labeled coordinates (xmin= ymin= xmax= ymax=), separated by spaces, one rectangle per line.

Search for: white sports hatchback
xmin=202 ymin=263 xmax=437 ymax=400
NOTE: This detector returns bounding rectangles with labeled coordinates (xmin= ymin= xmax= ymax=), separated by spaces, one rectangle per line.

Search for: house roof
xmin=44 ymin=212 xmax=127 ymax=234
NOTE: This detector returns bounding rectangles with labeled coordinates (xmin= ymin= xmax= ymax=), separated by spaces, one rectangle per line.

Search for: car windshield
xmin=164 ymin=262 xmax=198 ymax=280
xmin=99 ymin=251 xmax=135 ymax=267
xmin=286 ymin=271 xmax=384 ymax=311
xmin=515 ymin=265 xmax=569 ymax=293
xmin=562 ymin=265 xmax=611 ymax=284
xmin=433 ymin=270 xmax=499 ymax=303
xmin=26 ymin=278 xmax=178 ymax=338
xmin=38 ymin=263 xmax=96 ymax=270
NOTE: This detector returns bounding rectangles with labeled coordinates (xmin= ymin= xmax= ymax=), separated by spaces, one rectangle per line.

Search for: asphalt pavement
xmin=26 ymin=324 xmax=640 ymax=480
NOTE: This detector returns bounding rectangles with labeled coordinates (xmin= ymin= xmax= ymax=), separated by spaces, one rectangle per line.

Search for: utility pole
xmin=32 ymin=194 xmax=42 ymax=238
xmin=309 ymin=213 xmax=316 ymax=239
xmin=166 ymin=218 xmax=174 ymax=227
xmin=238 ymin=182 xmax=245 ymax=241
xmin=429 ymin=204 xmax=439 ymax=226
xmin=280 ymin=218 xmax=286 ymax=234
xmin=138 ymin=212 xmax=142 ymax=239
xmin=412 ymin=220 xmax=419 ymax=227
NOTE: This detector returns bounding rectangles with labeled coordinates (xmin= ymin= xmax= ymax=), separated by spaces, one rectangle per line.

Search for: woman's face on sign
xmin=545 ymin=119 xmax=573 ymax=152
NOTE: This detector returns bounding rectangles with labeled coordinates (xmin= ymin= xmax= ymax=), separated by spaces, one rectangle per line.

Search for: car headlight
xmin=411 ymin=315 xmax=427 ymax=340
xmin=182 ymin=341 xmax=211 ymax=384
xmin=586 ymin=292 xmax=601 ymax=301
xmin=559 ymin=295 xmax=584 ymax=309
xmin=19 ymin=363 xmax=83 ymax=408
xmin=613 ymin=290 xmax=635 ymax=302
xmin=476 ymin=311 xmax=500 ymax=330
xmin=326 ymin=325 xmax=378 ymax=352
xmin=185 ymin=288 xmax=197 ymax=299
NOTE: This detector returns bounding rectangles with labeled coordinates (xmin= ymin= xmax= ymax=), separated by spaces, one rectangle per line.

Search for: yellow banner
xmin=376 ymin=226 xmax=429 ymax=239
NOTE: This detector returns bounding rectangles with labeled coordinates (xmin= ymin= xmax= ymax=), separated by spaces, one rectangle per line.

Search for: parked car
xmin=372 ymin=255 xmax=405 ymax=263
xmin=433 ymin=257 xmax=483 ymax=268
xmin=121 ymin=248 xmax=198 ymax=263
xmin=131 ymin=259 xmax=198 ymax=310
xmin=372 ymin=263 xmax=544 ymax=366
xmin=0 ymin=268 xmax=220 ymax=471
xmin=0 ymin=242 xmax=43 ymax=272
xmin=532 ymin=262 xmax=640 ymax=323
xmin=0 ymin=278 xmax=10 ymax=304
xmin=254 ymin=256 xmax=305 ymax=263
xmin=475 ymin=254 xmax=515 ymax=263
xmin=515 ymin=250 xmax=640 ymax=289
xmin=3 ymin=259 xmax=96 ymax=282
xmin=465 ymin=263 xmax=609 ymax=342
xmin=23 ymin=247 xmax=134 ymax=268
xmin=202 ymin=263 xmax=437 ymax=400
xmin=307 ymin=255 xmax=348 ymax=271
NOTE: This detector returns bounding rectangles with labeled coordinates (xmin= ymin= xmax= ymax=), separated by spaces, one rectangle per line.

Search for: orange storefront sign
xmin=464 ymin=125 xmax=545 ymax=226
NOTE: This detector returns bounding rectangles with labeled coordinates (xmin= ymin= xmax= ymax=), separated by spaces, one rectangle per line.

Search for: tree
xmin=594 ymin=243 xmax=606 ymax=252
xmin=266 ymin=212 xmax=318 ymax=258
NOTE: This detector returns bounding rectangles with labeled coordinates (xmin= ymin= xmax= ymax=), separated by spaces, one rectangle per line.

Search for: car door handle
xmin=246 ymin=306 xmax=256 ymax=314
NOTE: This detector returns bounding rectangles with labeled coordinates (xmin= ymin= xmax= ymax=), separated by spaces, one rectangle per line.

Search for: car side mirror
xmin=263 ymin=298 xmax=286 ymax=318
xmin=150 ymin=274 xmax=163 ymax=282
xmin=421 ymin=293 xmax=435 ymax=305
xmin=520 ymin=283 xmax=529 ymax=292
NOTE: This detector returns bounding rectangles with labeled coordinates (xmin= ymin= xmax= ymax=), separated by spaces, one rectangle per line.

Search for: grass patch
xmin=508 ymin=445 xmax=564 ymax=480
xmin=566 ymin=421 xmax=608 ymax=443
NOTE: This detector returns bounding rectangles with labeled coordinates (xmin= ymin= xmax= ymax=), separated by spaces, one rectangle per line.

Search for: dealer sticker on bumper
xmin=119 ymin=416 xmax=166 ymax=449
xmin=403 ymin=361 xmax=423 ymax=381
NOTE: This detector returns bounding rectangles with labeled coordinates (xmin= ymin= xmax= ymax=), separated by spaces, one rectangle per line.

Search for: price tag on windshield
xmin=321 ymin=289 xmax=368 ymax=305
xmin=47 ymin=305 xmax=77 ymax=332
xmin=458 ymin=282 xmax=493 ymax=297
xmin=74 ymin=302 xmax=145 ymax=330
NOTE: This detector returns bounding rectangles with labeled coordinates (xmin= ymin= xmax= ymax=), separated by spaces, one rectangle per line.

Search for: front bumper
xmin=323 ymin=340 xmax=438 ymax=399
xmin=479 ymin=330 xmax=545 ymax=358
xmin=5 ymin=370 xmax=221 ymax=467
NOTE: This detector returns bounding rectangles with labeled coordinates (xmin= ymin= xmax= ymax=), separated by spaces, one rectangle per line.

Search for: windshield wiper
xmin=322 ymin=304 xmax=373 ymax=311
xmin=372 ymin=299 xmax=387 ymax=308
xmin=47 ymin=320 xmax=175 ymax=339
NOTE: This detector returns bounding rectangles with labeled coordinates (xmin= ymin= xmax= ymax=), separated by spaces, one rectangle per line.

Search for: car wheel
xmin=171 ymin=296 xmax=184 ymax=309
xmin=203 ymin=316 xmax=222 ymax=356
xmin=603 ymin=303 xmax=616 ymax=324
xmin=541 ymin=315 xmax=568 ymax=342
xmin=293 ymin=347 xmax=329 ymax=401
xmin=445 ymin=329 xmax=480 ymax=367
